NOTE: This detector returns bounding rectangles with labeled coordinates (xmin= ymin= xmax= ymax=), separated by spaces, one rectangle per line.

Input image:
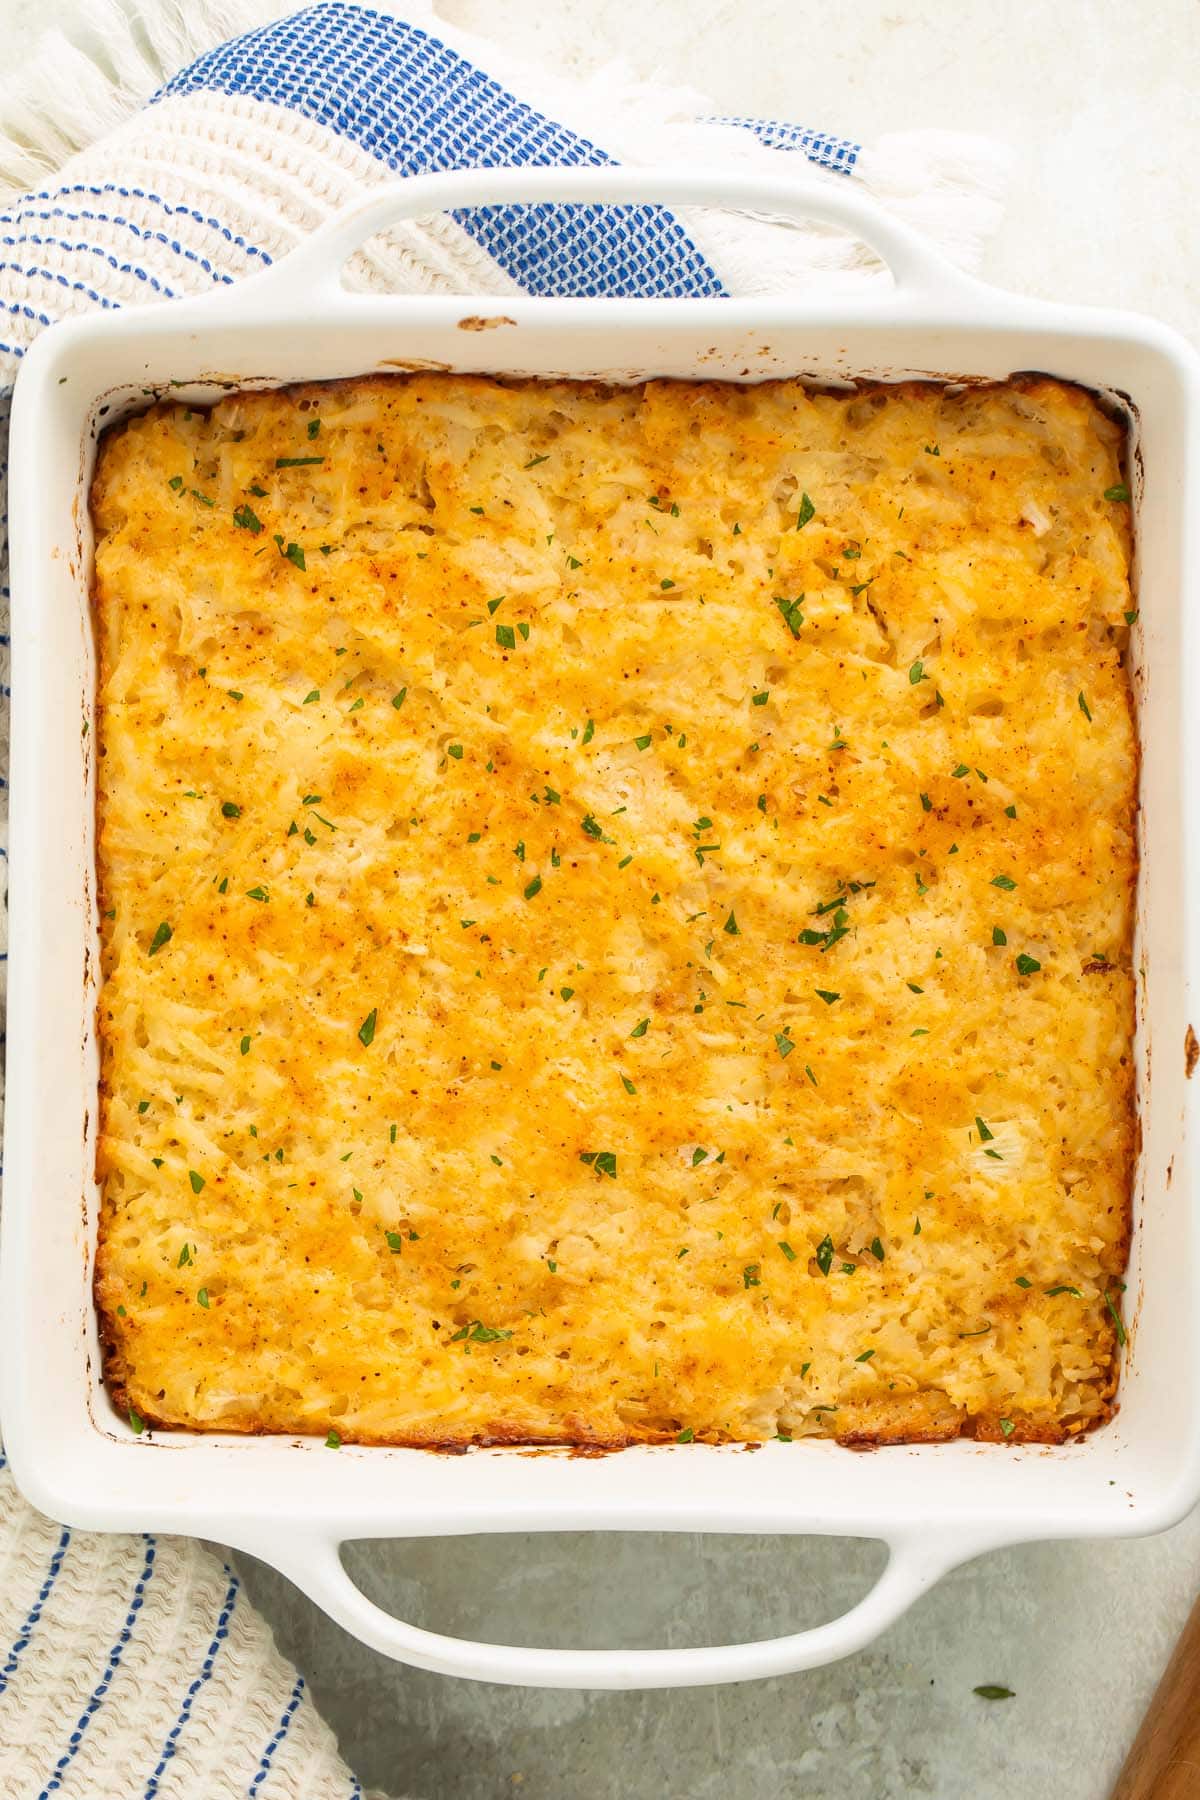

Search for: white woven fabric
xmin=0 ymin=2 xmax=1011 ymax=1791
xmin=0 ymin=1459 xmax=384 ymax=1798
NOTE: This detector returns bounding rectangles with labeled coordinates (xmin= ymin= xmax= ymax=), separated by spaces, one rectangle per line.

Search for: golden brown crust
xmin=92 ymin=372 xmax=1135 ymax=1448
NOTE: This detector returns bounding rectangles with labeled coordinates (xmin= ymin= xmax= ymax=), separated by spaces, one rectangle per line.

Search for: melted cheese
xmin=92 ymin=374 xmax=1135 ymax=1446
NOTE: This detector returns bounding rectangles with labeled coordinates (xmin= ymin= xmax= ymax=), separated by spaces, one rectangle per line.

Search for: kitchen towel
xmin=0 ymin=2 xmax=1011 ymax=1794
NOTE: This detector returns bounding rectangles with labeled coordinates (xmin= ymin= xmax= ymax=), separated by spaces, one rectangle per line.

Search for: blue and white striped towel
xmin=0 ymin=5 xmax=1009 ymax=1794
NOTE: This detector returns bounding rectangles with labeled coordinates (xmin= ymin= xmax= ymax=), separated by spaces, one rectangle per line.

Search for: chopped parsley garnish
xmin=991 ymin=874 xmax=1017 ymax=890
xmin=869 ymin=1237 xmax=885 ymax=1261
xmin=1078 ymin=690 xmax=1093 ymax=722
xmin=999 ymin=1420 xmax=1015 ymax=1439
xmin=920 ymin=792 xmax=932 ymax=812
xmin=188 ymin=1170 xmax=205 ymax=1194
xmin=1105 ymin=1289 xmax=1127 ymax=1345
xmin=391 ymin=689 xmax=407 ymax=709
xmin=908 ymin=660 xmax=927 ymax=685
xmin=775 ymin=1032 xmax=794 ymax=1058
xmin=634 ymin=733 xmax=652 ymax=750
xmin=773 ymin=595 xmax=805 ymax=638
xmin=1104 ymin=484 xmax=1130 ymax=503
xmin=778 ymin=1241 xmax=797 ymax=1262
xmin=691 ymin=1147 xmax=708 ymax=1167
xmin=240 ymin=1036 xmax=251 ymax=1055
xmin=743 ymin=1263 xmax=760 ymax=1288
xmin=496 ymin=623 xmax=516 ymax=650
xmin=447 ymin=743 xmax=463 ymax=760
xmin=630 ymin=1018 xmax=649 ymax=1038
xmin=221 ymin=801 xmax=242 ymax=818
xmin=358 ymin=1009 xmax=377 ymax=1047
xmin=385 ymin=1230 xmax=403 ymax=1253
xmin=752 ymin=690 xmax=769 ymax=707
xmin=992 ymin=926 xmax=1008 ymax=946
xmin=855 ymin=1349 xmax=875 ymax=1362
xmin=148 ymin=921 xmax=173 ymax=956
xmin=275 ymin=455 xmax=325 ymax=468
xmin=232 ymin=504 xmax=263 ymax=533
xmin=1015 ymin=1276 xmax=1032 ymax=1288
xmin=975 ymin=1116 xmax=995 ymax=1142
xmin=815 ymin=989 xmax=840 ymax=1005
xmin=1015 ymin=953 xmax=1041 ymax=975
xmin=580 ymin=1150 xmax=618 ymax=1178
xmin=197 ymin=1287 xmax=210 ymax=1308
xmin=303 ymin=690 xmax=319 ymax=704
xmin=128 ymin=1408 xmax=145 ymax=1435
xmin=796 ymin=492 xmax=815 ymax=529
xmin=677 ymin=1427 xmax=695 ymax=1443
xmin=245 ymin=886 xmax=268 ymax=902
xmin=524 ymin=454 xmax=549 ymax=469
xmin=1045 ymin=1284 xmax=1082 ymax=1298
xmin=325 ymin=1429 xmax=341 ymax=1448
xmin=582 ymin=719 xmax=595 ymax=745
xmin=723 ymin=911 xmax=740 ymax=936
xmin=449 ymin=1320 xmax=514 ymax=1345
xmin=815 ymin=1234 xmax=834 ymax=1276
xmin=524 ymin=875 xmax=543 ymax=900
xmin=272 ymin=536 xmax=306 ymax=569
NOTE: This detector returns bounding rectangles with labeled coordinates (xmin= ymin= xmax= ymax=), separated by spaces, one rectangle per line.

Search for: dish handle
xmin=232 ymin=164 xmax=984 ymax=311
xmin=243 ymin=1526 xmax=989 ymax=1689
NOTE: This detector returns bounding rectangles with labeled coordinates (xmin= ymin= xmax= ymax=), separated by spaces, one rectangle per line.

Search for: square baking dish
xmin=3 ymin=167 xmax=1200 ymax=1690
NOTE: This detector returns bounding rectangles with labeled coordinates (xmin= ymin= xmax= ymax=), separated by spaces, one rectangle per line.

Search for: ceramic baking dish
xmin=3 ymin=167 xmax=1200 ymax=1691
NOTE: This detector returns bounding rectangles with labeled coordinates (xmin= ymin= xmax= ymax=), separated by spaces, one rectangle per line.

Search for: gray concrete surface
xmin=235 ymin=1521 xmax=1200 ymax=1797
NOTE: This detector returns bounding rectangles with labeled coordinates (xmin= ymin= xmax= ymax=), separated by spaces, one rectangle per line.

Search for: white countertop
xmin=3 ymin=1 xmax=1197 ymax=1794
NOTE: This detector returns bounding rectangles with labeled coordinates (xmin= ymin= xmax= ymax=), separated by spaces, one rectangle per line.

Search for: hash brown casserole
xmin=92 ymin=373 xmax=1136 ymax=1446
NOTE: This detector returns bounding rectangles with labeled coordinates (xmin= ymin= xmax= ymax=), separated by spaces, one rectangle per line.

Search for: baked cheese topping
xmin=92 ymin=374 xmax=1135 ymax=1445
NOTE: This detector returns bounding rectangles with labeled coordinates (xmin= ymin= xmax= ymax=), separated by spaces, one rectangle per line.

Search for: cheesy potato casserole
xmin=92 ymin=373 xmax=1135 ymax=1447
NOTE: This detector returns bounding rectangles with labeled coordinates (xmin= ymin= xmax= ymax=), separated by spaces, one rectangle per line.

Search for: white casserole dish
xmin=3 ymin=166 xmax=1200 ymax=1691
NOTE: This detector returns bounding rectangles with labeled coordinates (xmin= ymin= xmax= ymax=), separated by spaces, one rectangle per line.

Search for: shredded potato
xmin=92 ymin=373 xmax=1135 ymax=1446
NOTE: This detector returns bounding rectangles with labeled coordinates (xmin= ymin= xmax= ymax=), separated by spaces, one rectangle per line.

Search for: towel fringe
xmin=0 ymin=0 xmax=294 ymax=200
